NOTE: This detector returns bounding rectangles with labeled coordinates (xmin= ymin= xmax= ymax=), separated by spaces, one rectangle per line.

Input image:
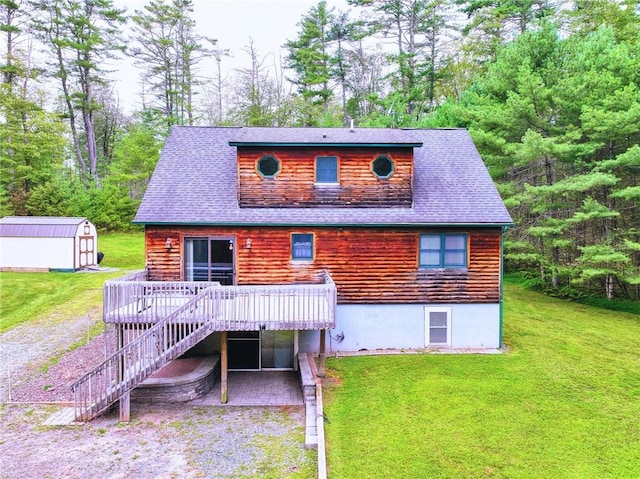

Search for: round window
xmin=372 ymin=156 xmax=394 ymax=178
xmin=257 ymin=155 xmax=280 ymax=178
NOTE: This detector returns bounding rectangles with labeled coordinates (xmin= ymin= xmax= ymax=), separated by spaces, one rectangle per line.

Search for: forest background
xmin=1 ymin=0 xmax=639 ymax=302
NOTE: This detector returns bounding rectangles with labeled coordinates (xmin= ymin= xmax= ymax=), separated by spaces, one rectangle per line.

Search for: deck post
xmin=318 ymin=329 xmax=326 ymax=378
xmin=119 ymin=391 xmax=130 ymax=423
xmin=221 ymin=331 xmax=228 ymax=403
xmin=117 ymin=325 xmax=131 ymax=422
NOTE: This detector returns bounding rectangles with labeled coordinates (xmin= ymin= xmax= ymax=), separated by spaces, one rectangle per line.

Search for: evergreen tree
xmin=349 ymin=0 xmax=460 ymax=121
xmin=285 ymin=0 xmax=335 ymax=125
xmin=1 ymin=0 xmax=68 ymax=215
xmin=130 ymin=0 xmax=211 ymax=129
xmin=455 ymin=0 xmax=556 ymax=63
xmin=29 ymin=0 xmax=126 ymax=183
xmin=437 ymin=23 xmax=640 ymax=299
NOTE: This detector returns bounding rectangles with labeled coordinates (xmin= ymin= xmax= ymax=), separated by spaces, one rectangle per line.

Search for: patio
xmin=190 ymin=371 xmax=303 ymax=406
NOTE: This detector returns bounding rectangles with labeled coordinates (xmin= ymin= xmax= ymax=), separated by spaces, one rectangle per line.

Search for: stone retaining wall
xmin=131 ymin=355 xmax=220 ymax=404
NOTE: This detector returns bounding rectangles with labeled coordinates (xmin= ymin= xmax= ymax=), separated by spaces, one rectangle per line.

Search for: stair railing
xmin=71 ymin=286 xmax=218 ymax=421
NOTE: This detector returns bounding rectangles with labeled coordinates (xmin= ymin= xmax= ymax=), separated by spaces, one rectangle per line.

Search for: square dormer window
xmin=315 ymin=156 xmax=338 ymax=183
xmin=292 ymin=233 xmax=314 ymax=260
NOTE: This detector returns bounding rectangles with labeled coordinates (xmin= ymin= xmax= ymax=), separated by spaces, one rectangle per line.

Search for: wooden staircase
xmin=71 ymin=287 xmax=217 ymax=421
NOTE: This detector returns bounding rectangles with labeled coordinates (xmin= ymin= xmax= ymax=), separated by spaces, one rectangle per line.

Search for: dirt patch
xmin=6 ymin=334 xmax=107 ymax=403
xmin=1 ymin=312 xmax=102 ymax=403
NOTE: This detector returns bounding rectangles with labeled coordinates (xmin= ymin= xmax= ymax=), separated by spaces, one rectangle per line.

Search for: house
xmin=0 ymin=216 xmax=98 ymax=272
xmin=72 ymin=126 xmax=512 ymax=421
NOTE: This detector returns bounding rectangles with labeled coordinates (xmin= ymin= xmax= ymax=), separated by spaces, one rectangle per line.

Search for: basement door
xmin=228 ymin=330 xmax=296 ymax=371
xmin=184 ymin=237 xmax=235 ymax=285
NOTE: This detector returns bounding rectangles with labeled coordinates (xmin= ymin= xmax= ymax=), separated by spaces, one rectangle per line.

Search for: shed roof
xmin=0 ymin=216 xmax=91 ymax=238
xmin=134 ymin=126 xmax=513 ymax=227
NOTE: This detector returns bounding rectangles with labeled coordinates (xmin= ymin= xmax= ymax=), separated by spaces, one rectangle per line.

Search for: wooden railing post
xmin=221 ymin=331 xmax=228 ymax=403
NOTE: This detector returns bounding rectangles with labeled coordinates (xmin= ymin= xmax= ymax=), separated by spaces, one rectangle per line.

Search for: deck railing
xmin=74 ymin=271 xmax=337 ymax=421
xmin=103 ymin=271 xmax=336 ymax=331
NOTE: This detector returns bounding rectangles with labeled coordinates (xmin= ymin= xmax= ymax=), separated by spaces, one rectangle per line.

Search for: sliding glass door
xmin=228 ymin=330 xmax=296 ymax=371
xmin=184 ymin=237 xmax=235 ymax=285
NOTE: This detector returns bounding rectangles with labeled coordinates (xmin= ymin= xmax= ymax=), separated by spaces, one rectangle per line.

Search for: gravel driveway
xmin=1 ymin=403 xmax=313 ymax=479
xmin=0 ymin=312 xmax=315 ymax=478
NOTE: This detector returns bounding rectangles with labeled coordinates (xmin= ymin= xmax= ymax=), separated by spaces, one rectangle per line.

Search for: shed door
xmin=79 ymin=236 xmax=95 ymax=267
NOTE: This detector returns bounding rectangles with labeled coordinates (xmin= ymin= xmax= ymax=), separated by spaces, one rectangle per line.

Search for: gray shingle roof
xmin=228 ymin=126 xmax=423 ymax=146
xmin=0 ymin=216 xmax=90 ymax=237
xmin=134 ymin=126 xmax=513 ymax=227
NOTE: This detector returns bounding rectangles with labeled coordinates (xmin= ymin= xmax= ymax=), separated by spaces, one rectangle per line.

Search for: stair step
xmin=44 ymin=407 xmax=79 ymax=426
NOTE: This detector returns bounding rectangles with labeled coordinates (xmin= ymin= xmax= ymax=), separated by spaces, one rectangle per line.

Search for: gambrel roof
xmin=0 ymin=216 xmax=91 ymax=237
xmin=134 ymin=126 xmax=513 ymax=227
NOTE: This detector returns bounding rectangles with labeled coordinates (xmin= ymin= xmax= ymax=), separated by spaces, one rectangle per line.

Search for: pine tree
xmin=29 ymin=0 xmax=126 ymax=183
xmin=285 ymin=0 xmax=335 ymax=126
xmin=130 ymin=0 xmax=211 ymax=128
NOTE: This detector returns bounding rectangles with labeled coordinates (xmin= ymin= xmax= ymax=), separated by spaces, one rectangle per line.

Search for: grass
xmin=4 ymin=232 xmax=639 ymax=476
xmin=323 ymin=284 xmax=640 ymax=479
xmin=504 ymin=272 xmax=640 ymax=315
xmin=0 ymin=232 xmax=144 ymax=333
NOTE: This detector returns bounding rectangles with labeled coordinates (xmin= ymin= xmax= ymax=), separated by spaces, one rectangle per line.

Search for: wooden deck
xmin=103 ymin=272 xmax=336 ymax=331
xmin=71 ymin=271 xmax=336 ymax=422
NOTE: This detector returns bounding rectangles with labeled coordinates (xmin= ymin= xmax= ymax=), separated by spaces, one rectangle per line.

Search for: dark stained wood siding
xmin=237 ymin=146 xmax=413 ymax=207
xmin=145 ymin=226 xmax=503 ymax=304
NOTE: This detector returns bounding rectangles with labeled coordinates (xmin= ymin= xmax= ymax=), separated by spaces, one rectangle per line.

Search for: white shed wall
xmin=298 ymin=303 xmax=501 ymax=353
xmin=0 ymin=237 xmax=75 ymax=269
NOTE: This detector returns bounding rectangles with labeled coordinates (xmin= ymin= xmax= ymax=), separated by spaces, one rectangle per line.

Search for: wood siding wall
xmin=146 ymin=226 xmax=503 ymax=304
xmin=237 ymin=146 xmax=413 ymax=207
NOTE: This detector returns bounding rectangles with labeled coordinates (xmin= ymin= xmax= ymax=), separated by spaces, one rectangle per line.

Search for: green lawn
xmin=323 ymin=286 xmax=640 ymax=479
xmin=3 ymin=232 xmax=639 ymax=477
xmin=0 ymin=232 xmax=144 ymax=332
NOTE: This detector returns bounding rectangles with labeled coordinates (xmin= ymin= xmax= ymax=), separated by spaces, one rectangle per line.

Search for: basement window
xmin=425 ymin=307 xmax=452 ymax=346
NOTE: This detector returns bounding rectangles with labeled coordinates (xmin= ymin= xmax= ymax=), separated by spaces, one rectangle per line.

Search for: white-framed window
xmin=419 ymin=233 xmax=468 ymax=268
xmin=425 ymin=307 xmax=452 ymax=346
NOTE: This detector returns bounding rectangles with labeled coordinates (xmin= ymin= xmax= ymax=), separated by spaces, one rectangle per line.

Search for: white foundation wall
xmin=298 ymin=303 xmax=501 ymax=353
xmin=0 ymin=237 xmax=74 ymax=269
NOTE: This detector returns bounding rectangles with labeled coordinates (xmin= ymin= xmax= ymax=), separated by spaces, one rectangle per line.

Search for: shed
xmin=0 ymin=216 xmax=98 ymax=272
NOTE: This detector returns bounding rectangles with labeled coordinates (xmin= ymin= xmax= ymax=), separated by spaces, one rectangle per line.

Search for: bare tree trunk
xmin=216 ymin=55 xmax=223 ymax=123
xmin=606 ymin=274 xmax=614 ymax=300
xmin=83 ymin=109 xmax=98 ymax=179
xmin=2 ymin=2 xmax=17 ymax=89
xmin=56 ymin=44 xmax=87 ymax=181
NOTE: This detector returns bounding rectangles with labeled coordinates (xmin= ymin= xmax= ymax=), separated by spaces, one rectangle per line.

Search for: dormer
xmin=229 ymin=128 xmax=423 ymax=208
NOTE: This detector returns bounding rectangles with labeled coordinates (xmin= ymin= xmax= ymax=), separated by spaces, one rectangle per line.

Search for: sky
xmin=112 ymin=0 xmax=350 ymax=111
